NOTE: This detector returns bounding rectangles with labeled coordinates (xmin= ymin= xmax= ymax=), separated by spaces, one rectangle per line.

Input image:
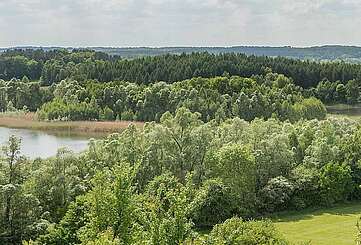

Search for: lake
xmin=327 ymin=104 xmax=361 ymax=116
xmin=0 ymin=127 xmax=90 ymax=158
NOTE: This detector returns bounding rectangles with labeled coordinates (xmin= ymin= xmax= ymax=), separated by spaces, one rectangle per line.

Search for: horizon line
xmin=1 ymin=44 xmax=361 ymax=50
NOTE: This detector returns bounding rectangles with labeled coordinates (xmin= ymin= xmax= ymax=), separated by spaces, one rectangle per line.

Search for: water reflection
xmin=327 ymin=106 xmax=361 ymax=116
xmin=0 ymin=127 xmax=89 ymax=158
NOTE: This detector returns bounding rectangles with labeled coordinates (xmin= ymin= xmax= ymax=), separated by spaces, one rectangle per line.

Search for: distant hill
xmin=2 ymin=45 xmax=361 ymax=62
xmin=92 ymin=45 xmax=361 ymax=61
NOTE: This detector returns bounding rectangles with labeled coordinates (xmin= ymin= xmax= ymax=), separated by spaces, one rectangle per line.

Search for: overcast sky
xmin=1 ymin=0 xmax=361 ymax=47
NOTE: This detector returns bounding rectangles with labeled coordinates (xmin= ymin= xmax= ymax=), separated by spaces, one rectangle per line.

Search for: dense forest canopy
xmin=2 ymin=49 xmax=361 ymax=88
xmin=1 ymin=109 xmax=361 ymax=244
xmin=0 ymin=73 xmax=327 ymax=123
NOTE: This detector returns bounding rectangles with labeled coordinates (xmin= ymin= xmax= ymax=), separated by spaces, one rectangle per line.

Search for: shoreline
xmin=0 ymin=113 xmax=144 ymax=137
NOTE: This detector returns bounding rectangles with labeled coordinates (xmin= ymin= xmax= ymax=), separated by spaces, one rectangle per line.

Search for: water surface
xmin=327 ymin=104 xmax=361 ymax=117
xmin=0 ymin=127 xmax=90 ymax=158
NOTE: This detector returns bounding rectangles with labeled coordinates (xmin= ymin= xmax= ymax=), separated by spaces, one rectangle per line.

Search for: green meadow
xmin=274 ymin=203 xmax=361 ymax=245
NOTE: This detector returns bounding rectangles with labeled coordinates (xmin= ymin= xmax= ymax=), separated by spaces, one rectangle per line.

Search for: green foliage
xmin=319 ymin=163 xmax=354 ymax=205
xmin=3 ymin=49 xmax=361 ymax=89
xmin=191 ymin=178 xmax=235 ymax=227
xmin=133 ymin=173 xmax=195 ymax=244
xmin=0 ymin=136 xmax=43 ymax=244
xmin=20 ymin=73 xmax=327 ymax=122
xmin=3 ymin=109 xmax=361 ymax=244
xmin=38 ymin=99 xmax=99 ymax=121
xmin=100 ymin=107 xmax=114 ymax=121
xmin=211 ymin=144 xmax=256 ymax=216
xmin=5 ymin=48 xmax=361 ymax=244
xmin=290 ymin=166 xmax=321 ymax=209
xmin=205 ymin=217 xmax=289 ymax=245
xmin=346 ymin=79 xmax=360 ymax=104
xmin=292 ymin=97 xmax=327 ymax=121
xmin=0 ymin=79 xmax=49 ymax=112
xmin=2 ymin=49 xmax=361 ymax=108
xmin=29 ymin=149 xmax=88 ymax=223
xmin=36 ymin=196 xmax=89 ymax=245
xmin=121 ymin=110 xmax=135 ymax=121
xmin=314 ymin=79 xmax=361 ymax=105
xmin=79 ymin=164 xmax=137 ymax=244
xmin=258 ymin=177 xmax=295 ymax=213
xmin=84 ymin=229 xmax=120 ymax=245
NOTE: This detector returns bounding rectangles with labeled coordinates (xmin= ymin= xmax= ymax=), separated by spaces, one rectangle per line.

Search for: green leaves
xmin=0 ymin=135 xmax=44 ymax=243
xmin=79 ymin=163 xmax=137 ymax=244
xmin=205 ymin=217 xmax=289 ymax=245
xmin=35 ymin=73 xmax=325 ymax=123
xmin=135 ymin=173 xmax=195 ymax=244
xmin=319 ymin=163 xmax=354 ymax=205
xmin=5 ymin=108 xmax=361 ymax=244
xmin=211 ymin=144 xmax=256 ymax=217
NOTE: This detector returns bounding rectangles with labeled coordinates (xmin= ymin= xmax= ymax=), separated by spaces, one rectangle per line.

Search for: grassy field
xmin=0 ymin=112 xmax=144 ymax=136
xmin=273 ymin=203 xmax=361 ymax=245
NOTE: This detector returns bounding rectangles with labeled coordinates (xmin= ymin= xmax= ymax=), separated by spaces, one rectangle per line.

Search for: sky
xmin=1 ymin=0 xmax=361 ymax=47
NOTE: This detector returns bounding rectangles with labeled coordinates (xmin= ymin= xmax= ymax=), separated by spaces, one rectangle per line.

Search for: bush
xmin=205 ymin=217 xmax=289 ymax=245
xmin=293 ymin=97 xmax=327 ymax=121
xmin=258 ymin=177 xmax=295 ymax=213
xmin=38 ymin=99 xmax=100 ymax=121
xmin=100 ymin=106 xmax=115 ymax=121
xmin=136 ymin=173 xmax=195 ymax=244
xmin=290 ymin=166 xmax=321 ymax=209
xmin=191 ymin=179 xmax=236 ymax=227
xmin=36 ymin=197 xmax=89 ymax=245
xmin=212 ymin=144 xmax=256 ymax=217
xmin=319 ymin=163 xmax=354 ymax=205
xmin=121 ymin=110 xmax=135 ymax=121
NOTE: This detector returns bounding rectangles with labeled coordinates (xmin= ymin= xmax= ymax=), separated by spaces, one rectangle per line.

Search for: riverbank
xmin=0 ymin=113 xmax=144 ymax=137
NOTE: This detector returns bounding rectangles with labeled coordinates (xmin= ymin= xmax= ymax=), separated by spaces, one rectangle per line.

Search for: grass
xmin=273 ymin=202 xmax=361 ymax=245
xmin=0 ymin=112 xmax=144 ymax=137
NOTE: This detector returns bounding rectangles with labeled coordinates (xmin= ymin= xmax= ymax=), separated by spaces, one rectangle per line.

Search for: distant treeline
xmin=2 ymin=49 xmax=361 ymax=88
xmin=4 ymin=45 xmax=361 ymax=60
xmin=93 ymin=45 xmax=361 ymax=61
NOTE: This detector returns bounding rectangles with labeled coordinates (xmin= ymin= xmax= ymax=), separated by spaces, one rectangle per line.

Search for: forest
xmin=2 ymin=49 xmax=361 ymax=88
xmin=4 ymin=45 xmax=361 ymax=61
xmin=0 ymin=73 xmax=325 ymax=123
xmin=2 ymin=110 xmax=361 ymax=244
xmin=1 ymin=49 xmax=361 ymax=244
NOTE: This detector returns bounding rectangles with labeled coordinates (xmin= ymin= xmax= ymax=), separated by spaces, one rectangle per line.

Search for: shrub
xmin=319 ymin=163 xmax=354 ymax=205
xmin=100 ymin=106 xmax=115 ymax=121
xmin=290 ymin=166 xmax=321 ymax=209
xmin=258 ymin=176 xmax=295 ymax=213
xmin=206 ymin=217 xmax=289 ymax=245
xmin=293 ymin=97 xmax=327 ymax=121
xmin=191 ymin=179 xmax=236 ymax=227
xmin=121 ymin=110 xmax=135 ymax=121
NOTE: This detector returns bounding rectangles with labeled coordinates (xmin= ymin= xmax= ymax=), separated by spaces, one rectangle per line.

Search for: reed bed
xmin=0 ymin=112 xmax=144 ymax=136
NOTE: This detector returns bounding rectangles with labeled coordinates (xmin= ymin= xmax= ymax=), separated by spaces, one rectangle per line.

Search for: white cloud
xmin=0 ymin=0 xmax=361 ymax=47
